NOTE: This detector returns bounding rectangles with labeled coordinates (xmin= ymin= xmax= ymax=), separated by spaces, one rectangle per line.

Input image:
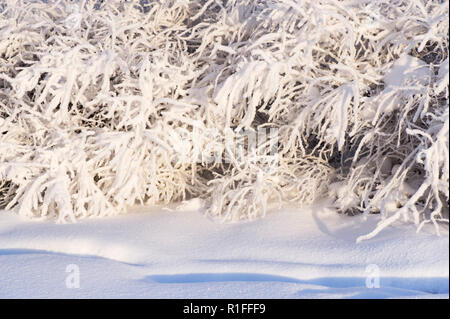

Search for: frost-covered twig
xmin=0 ymin=0 xmax=448 ymax=240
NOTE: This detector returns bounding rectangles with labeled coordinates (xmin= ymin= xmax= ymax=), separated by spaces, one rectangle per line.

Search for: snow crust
xmin=0 ymin=202 xmax=447 ymax=298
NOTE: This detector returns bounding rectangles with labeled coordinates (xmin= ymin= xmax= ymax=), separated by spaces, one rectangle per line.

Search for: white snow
xmin=383 ymin=55 xmax=430 ymax=88
xmin=0 ymin=201 xmax=448 ymax=298
xmin=363 ymin=55 xmax=431 ymax=121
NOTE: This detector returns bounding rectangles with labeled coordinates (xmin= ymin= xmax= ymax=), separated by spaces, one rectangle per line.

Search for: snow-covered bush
xmin=0 ymin=0 xmax=448 ymax=240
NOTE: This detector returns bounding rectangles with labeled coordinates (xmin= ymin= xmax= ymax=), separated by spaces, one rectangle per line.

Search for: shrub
xmin=0 ymin=0 xmax=448 ymax=241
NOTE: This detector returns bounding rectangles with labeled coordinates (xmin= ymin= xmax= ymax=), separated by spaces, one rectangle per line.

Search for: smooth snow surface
xmin=0 ymin=201 xmax=448 ymax=298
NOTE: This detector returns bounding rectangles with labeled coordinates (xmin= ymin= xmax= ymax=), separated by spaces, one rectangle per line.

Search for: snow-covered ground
xmin=0 ymin=200 xmax=448 ymax=299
